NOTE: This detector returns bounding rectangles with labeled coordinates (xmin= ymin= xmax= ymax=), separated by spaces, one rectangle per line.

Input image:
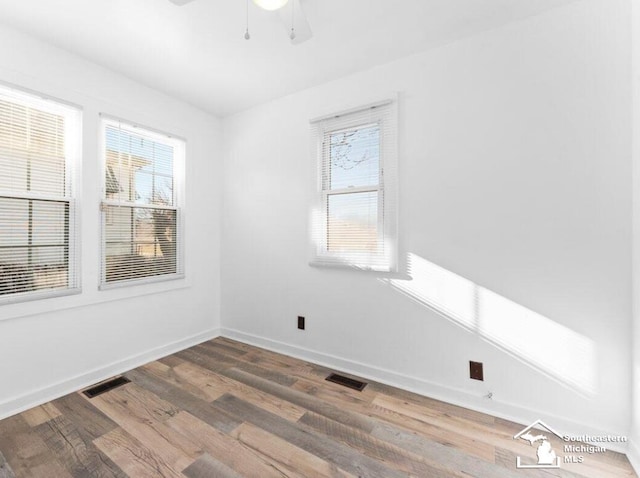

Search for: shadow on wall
xmin=382 ymin=253 xmax=597 ymax=397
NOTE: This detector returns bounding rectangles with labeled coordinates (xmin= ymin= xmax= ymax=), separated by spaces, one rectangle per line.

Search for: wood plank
xmin=21 ymin=403 xmax=61 ymax=428
xmin=0 ymin=451 xmax=15 ymax=478
xmin=291 ymin=376 xmax=377 ymax=413
xmin=190 ymin=344 xmax=244 ymax=369
xmin=231 ymin=422 xmax=356 ymax=478
xmin=52 ymin=392 xmax=119 ymax=440
xmin=369 ymin=381 xmax=496 ymax=425
xmin=125 ymin=368 xmax=242 ymax=434
xmin=369 ymin=393 xmax=496 ymax=461
xmin=189 ymin=343 xmax=298 ymax=387
xmin=213 ymin=339 xmax=333 ymax=382
xmin=369 ymin=405 xmax=494 ymax=461
xmin=234 ymin=361 xmax=299 ymax=387
xmin=94 ymin=427 xmax=184 ymax=478
xmin=158 ymin=354 xmax=187 ymax=368
xmin=90 ymin=382 xmax=180 ymax=423
xmin=142 ymin=360 xmax=219 ymax=402
xmin=299 ymin=411 xmax=463 ymax=478
xmin=294 ymin=382 xmax=495 ymax=462
xmin=175 ymin=348 xmax=236 ymax=373
xmin=34 ymin=415 xmax=126 ymax=478
xmin=182 ymin=453 xmax=244 ymax=478
xmin=166 ymin=411 xmax=295 ymax=478
xmin=214 ymin=337 xmax=257 ymax=353
xmin=172 ymin=361 xmax=306 ymax=421
xmin=221 ymin=367 xmax=376 ymax=433
xmin=0 ymin=414 xmax=72 ymax=478
xmin=90 ymin=384 xmax=202 ymax=472
xmin=212 ymin=393 xmax=408 ymax=478
xmin=197 ymin=340 xmax=249 ymax=359
xmin=370 ymin=419 xmax=508 ymax=477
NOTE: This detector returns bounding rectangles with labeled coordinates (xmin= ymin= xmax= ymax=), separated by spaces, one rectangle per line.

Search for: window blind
xmin=100 ymin=118 xmax=184 ymax=287
xmin=310 ymin=100 xmax=397 ymax=272
xmin=0 ymin=85 xmax=80 ymax=302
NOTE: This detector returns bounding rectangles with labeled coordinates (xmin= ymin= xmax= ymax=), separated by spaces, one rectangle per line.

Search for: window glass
xmin=329 ymin=124 xmax=379 ymax=190
xmin=101 ymin=119 xmax=183 ymax=286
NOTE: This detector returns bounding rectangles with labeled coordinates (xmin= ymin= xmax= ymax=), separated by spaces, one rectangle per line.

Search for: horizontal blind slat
xmin=0 ymin=85 xmax=80 ymax=301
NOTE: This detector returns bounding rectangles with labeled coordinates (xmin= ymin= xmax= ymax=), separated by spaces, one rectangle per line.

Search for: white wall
xmin=222 ymin=0 xmax=632 ymax=441
xmin=631 ymin=0 xmax=640 ymax=470
xmin=0 ymin=24 xmax=222 ymax=418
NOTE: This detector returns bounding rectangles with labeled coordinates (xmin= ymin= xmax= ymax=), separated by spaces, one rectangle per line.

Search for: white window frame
xmin=99 ymin=115 xmax=185 ymax=289
xmin=0 ymin=84 xmax=82 ymax=305
xmin=310 ymin=100 xmax=398 ymax=272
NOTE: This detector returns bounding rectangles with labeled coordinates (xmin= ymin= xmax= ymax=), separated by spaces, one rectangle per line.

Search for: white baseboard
xmin=0 ymin=328 xmax=220 ymax=421
xmin=221 ymin=327 xmax=631 ymax=456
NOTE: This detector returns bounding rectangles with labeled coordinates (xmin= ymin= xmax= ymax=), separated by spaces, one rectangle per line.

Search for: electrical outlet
xmin=470 ymin=361 xmax=484 ymax=381
xmin=297 ymin=316 xmax=305 ymax=330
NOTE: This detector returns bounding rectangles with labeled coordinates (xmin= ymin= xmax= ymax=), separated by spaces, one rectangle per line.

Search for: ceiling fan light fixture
xmin=252 ymin=0 xmax=289 ymax=11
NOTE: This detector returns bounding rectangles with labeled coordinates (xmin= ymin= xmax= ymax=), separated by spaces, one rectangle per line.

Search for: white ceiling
xmin=0 ymin=0 xmax=579 ymax=117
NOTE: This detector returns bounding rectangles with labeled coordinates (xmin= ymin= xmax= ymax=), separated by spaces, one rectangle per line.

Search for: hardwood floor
xmin=0 ymin=338 xmax=635 ymax=478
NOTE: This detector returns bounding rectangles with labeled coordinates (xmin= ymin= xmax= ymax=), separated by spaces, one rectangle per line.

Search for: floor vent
xmin=82 ymin=376 xmax=131 ymax=399
xmin=326 ymin=373 xmax=367 ymax=391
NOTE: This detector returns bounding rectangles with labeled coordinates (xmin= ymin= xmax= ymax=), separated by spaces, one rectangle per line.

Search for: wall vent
xmin=82 ymin=376 xmax=131 ymax=399
xmin=326 ymin=373 xmax=367 ymax=391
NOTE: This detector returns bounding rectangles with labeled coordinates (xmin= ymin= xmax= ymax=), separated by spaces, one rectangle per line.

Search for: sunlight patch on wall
xmin=477 ymin=286 xmax=596 ymax=395
xmin=389 ymin=256 xmax=477 ymax=330
xmin=387 ymin=253 xmax=597 ymax=396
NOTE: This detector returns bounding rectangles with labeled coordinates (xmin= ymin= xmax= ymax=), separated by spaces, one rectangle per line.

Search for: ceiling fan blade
xmin=278 ymin=0 xmax=312 ymax=44
xmin=169 ymin=0 xmax=196 ymax=5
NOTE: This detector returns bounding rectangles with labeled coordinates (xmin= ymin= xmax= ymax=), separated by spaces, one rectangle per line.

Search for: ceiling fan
xmin=169 ymin=0 xmax=313 ymax=45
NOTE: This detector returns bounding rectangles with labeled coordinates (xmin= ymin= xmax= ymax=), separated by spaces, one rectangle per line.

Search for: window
xmin=311 ymin=101 xmax=397 ymax=271
xmin=0 ymin=85 xmax=81 ymax=303
xmin=100 ymin=117 xmax=184 ymax=287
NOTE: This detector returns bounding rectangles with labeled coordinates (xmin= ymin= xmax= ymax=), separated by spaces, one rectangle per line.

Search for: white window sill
xmin=98 ymin=273 xmax=186 ymax=291
xmin=0 ymin=287 xmax=82 ymax=307
xmin=309 ymin=260 xmax=397 ymax=274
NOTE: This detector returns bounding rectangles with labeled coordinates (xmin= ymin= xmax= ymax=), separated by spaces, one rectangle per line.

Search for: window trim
xmin=98 ymin=115 xmax=185 ymax=289
xmin=0 ymin=83 xmax=82 ymax=305
xmin=310 ymin=99 xmax=398 ymax=272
